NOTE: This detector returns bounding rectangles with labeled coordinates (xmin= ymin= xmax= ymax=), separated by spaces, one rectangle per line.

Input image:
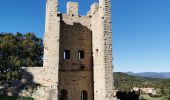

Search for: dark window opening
xmin=64 ymin=50 xmax=70 ymax=59
xmin=81 ymin=90 xmax=88 ymax=100
xmin=80 ymin=64 xmax=85 ymax=71
xmin=59 ymin=89 xmax=68 ymax=100
xmin=78 ymin=50 xmax=84 ymax=59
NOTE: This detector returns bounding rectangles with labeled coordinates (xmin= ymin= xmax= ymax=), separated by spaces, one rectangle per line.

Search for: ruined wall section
xmin=102 ymin=0 xmax=114 ymax=100
xmin=90 ymin=3 xmax=106 ymax=100
xmin=22 ymin=0 xmax=59 ymax=86
xmin=23 ymin=0 xmax=60 ymax=100
xmin=43 ymin=0 xmax=60 ymax=87
xmin=90 ymin=0 xmax=114 ymax=99
xmin=42 ymin=0 xmax=60 ymax=99
xmin=24 ymin=0 xmax=60 ymax=87
xmin=58 ymin=14 xmax=93 ymax=100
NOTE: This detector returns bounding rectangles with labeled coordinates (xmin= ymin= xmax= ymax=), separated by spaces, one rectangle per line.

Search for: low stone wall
xmin=21 ymin=67 xmax=57 ymax=100
xmin=25 ymin=86 xmax=57 ymax=100
xmin=0 ymin=67 xmax=51 ymax=100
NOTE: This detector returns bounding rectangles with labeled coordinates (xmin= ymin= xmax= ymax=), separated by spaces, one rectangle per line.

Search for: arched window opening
xmin=81 ymin=90 xmax=88 ymax=100
xmin=59 ymin=89 xmax=68 ymax=100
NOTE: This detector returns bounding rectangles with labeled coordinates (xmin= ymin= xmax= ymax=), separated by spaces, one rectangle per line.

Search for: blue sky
xmin=0 ymin=0 xmax=170 ymax=72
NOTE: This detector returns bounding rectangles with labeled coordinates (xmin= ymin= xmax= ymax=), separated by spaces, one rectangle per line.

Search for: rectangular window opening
xmin=78 ymin=50 xmax=84 ymax=59
xmin=64 ymin=50 xmax=70 ymax=59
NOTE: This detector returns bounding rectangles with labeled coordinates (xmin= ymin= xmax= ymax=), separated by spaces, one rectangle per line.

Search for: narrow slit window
xmin=78 ymin=50 xmax=84 ymax=59
xmin=81 ymin=91 xmax=88 ymax=100
xmin=64 ymin=50 xmax=70 ymax=59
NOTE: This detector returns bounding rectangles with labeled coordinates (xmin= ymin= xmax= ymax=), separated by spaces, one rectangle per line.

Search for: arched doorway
xmin=59 ymin=89 xmax=68 ymax=100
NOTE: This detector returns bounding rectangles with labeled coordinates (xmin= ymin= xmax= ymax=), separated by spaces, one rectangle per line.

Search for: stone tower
xmin=25 ymin=0 xmax=114 ymax=100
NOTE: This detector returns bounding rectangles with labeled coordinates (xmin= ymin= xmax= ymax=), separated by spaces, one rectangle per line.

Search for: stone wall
xmin=102 ymin=0 xmax=114 ymax=100
xmin=58 ymin=14 xmax=93 ymax=100
xmin=41 ymin=0 xmax=60 ymax=99
xmin=90 ymin=0 xmax=114 ymax=100
xmin=19 ymin=67 xmax=59 ymax=100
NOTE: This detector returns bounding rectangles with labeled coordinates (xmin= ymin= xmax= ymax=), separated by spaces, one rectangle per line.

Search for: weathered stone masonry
xmin=24 ymin=0 xmax=114 ymax=100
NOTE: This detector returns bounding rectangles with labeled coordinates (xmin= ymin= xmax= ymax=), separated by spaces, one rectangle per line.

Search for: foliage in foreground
xmin=0 ymin=96 xmax=34 ymax=100
xmin=0 ymin=32 xmax=43 ymax=81
xmin=116 ymin=90 xmax=140 ymax=100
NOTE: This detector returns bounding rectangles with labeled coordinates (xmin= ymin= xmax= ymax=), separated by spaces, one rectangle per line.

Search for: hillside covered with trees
xmin=114 ymin=72 xmax=170 ymax=94
xmin=114 ymin=72 xmax=170 ymax=99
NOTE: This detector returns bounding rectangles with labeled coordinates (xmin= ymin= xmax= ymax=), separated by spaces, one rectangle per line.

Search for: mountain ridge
xmin=126 ymin=72 xmax=170 ymax=79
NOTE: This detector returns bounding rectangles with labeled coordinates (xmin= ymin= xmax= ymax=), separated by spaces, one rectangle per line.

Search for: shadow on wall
xmin=59 ymin=18 xmax=92 ymax=71
xmin=0 ymin=69 xmax=40 ymax=98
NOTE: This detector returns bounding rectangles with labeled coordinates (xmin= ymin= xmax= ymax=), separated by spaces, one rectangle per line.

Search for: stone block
xmin=67 ymin=2 xmax=78 ymax=15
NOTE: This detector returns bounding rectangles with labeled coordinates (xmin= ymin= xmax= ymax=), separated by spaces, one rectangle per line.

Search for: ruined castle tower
xmin=26 ymin=0 xmax=113 ymax=100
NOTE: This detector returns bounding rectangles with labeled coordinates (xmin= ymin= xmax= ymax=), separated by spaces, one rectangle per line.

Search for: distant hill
xmin=114 ymin=72 xmax=170 ymax=95
xmin=126 ymin=72 xmax=170 ymax=79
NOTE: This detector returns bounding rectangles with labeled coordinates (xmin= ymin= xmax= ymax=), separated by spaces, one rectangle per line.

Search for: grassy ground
xmin=140 ymin=94 xmax=170 ymax=100
xmin=0 ymin=96 xmax=34 ymax=100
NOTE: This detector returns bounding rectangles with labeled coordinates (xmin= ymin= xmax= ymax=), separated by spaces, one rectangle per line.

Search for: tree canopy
xmin=0 ymin=32 xmax=43 ymax=80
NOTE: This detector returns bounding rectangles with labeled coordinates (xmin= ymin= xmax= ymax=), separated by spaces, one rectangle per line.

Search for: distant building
xmin=133 ymin=87 xmax=157 ymax=95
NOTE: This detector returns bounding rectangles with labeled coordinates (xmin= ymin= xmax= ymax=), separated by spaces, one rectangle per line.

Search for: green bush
xmin=148 ymin=93 xmax=162 ymax=98
xmin=0 ymin=32 xmax=43 ymax=81
xmin=0 ymin=96 xmax=34 ymax=100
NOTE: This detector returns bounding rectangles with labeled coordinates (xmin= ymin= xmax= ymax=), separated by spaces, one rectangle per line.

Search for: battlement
xmin=87 ymin=3 xmax=99 ymax=16
xmin=67 ymin=2 xmax=78 ymax=15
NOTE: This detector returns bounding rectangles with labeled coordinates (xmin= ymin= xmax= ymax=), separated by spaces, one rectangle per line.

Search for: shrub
xmin=0 ymin=96 xmax=34 ymax=100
